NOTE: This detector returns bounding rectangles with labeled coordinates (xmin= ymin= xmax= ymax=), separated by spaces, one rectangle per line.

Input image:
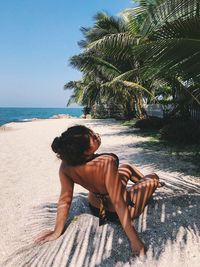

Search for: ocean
xmin=0 ymin=107 xmax=83 ymax=126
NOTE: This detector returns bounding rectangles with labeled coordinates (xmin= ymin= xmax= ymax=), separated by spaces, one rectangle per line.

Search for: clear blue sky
xmin=0 ymin=0 xmax=134 ymax=108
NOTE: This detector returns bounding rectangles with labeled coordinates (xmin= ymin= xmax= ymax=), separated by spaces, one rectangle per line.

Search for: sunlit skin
xmin=34 ymin=130 xmax=160 ymax=256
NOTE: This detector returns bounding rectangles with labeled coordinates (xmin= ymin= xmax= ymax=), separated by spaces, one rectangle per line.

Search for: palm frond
xmin=78 ymin=12 xmax=126 ymax=48
xmin=69 ymin=54 xmax=121 ymax=80
xmin=64 ymin=80 xmax=83 ymax=90
xmin=105 ymin=69 xmax=141 ymax=83
xmin=93 ymin=11 xmax=126 ymax=33
xmin=142 ymin=0 xmax=200 ymax=36
xmin=66 ymin=87 xmax=84 ymax=106
xmin=87 ymin=32 xmax=139 ymax=60
xmin=134 ymin=37 xmax=200 ymax=79
xmin=102 ymin=80 xmax=155 ymax=98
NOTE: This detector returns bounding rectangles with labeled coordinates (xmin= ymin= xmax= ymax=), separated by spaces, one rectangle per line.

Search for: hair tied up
xmin=51 ymin=137 xmax=62 ymax=153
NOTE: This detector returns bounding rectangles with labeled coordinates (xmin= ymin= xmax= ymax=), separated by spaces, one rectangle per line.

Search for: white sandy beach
xmin=0 ymin=118 xmax=199 ymax=267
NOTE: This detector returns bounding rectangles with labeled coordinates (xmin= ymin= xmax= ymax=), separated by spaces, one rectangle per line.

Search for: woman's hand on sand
xmin=131 ymin=242 xmax=147 ymax=257
xmin=34 ymin=230 xmax=59 ymax=245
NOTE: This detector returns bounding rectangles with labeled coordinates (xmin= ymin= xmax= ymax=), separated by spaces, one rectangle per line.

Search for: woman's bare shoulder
xmin=59 ymin=161 xmax=73 ymax=176
xmin=59 ymin=155 xmax=117 ymax=176
xmin=92 ymin=153 xmax=119 ymax=166
xmin=91 ymin=153 xmax=118 ymax=162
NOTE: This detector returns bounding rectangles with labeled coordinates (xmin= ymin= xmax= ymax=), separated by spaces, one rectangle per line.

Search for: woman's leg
xmin=127 ymin=174 xmax=159 ymax=219
xmin=119 ymin=163 xmax=164 ymax=188
xmin=118 ymin=163 xmax=144 ymax=186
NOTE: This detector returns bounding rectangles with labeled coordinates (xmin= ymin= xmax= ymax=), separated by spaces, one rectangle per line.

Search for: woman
xmin=34 ymin=125 xmax=162 ymax=256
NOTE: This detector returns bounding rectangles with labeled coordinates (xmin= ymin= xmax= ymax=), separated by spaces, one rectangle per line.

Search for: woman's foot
xmin=158 ymin=181 xmax=165 ymax=188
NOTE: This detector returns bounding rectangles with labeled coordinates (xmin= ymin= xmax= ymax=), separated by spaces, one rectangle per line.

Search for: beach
xmin=0 ymin=118 xmax=199 ymax=267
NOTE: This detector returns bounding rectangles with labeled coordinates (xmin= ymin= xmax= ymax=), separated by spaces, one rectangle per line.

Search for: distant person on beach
xmin=34 ymin=125 xmax=164 ymax=256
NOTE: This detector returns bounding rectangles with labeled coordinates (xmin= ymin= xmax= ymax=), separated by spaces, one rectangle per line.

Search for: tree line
xmin=64 ymin=0 xmax=200 ymax=120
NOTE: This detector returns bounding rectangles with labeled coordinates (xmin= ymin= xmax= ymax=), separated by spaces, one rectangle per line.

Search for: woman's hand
xmin=34 ymin=230 xmax=60 ymax=245
xmin=131 ymin=242 xmax=147 ymax=257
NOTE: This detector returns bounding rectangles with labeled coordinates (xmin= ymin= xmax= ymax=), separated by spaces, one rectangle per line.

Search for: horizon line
xmin=0 ymin=106 xmax=83 ymax=109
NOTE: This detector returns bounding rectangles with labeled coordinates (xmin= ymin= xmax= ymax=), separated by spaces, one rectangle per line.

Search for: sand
xmin=0 ymin=118 xmax=199 ymax=267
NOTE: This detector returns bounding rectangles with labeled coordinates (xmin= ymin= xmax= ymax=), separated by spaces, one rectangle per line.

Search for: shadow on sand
xmin=85 ymin=121 xmax=200 ymax=178
xmin=3 ymin=187 xmax=200 ymax=267
xmin=3 ymin=120 xmax=200 ymax=266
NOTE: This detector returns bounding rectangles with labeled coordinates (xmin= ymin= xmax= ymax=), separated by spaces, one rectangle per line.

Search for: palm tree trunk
xmin=135 ymin=93 xmax=145 ymax=119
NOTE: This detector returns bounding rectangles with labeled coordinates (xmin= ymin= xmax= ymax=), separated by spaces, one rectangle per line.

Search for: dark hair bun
xmin=51 ymin=137 xmax=62 ymax=153
xmin=51 ymin=125 xmax=92 ymax=166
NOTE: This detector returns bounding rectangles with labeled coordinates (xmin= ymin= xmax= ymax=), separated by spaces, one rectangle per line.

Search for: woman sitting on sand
xmin=35 ymin=125 xmax=163 ymax=256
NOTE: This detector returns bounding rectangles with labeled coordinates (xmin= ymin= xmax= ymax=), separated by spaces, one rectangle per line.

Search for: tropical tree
xmin=65 ymin=12 xmax=147 ymax=119
xmin=131 ymin=0 xmax=200 ymax=115
xmin=65 ymin=0 xmax=200 ymax=120
xmin=65 ymin=11 xmax=162 ymax=119
xmin=89 ymin=0 xmax=200 ymax=101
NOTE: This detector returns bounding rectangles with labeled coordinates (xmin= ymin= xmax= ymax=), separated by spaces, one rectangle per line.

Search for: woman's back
xmin=61 ymin=154 xmax=116 ymax=194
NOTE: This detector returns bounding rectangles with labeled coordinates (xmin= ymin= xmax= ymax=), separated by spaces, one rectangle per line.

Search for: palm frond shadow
xmin=86 ymin=126 xmax=199 ymax=178
xmin=3 ymin=192 xmax=200 ymax=267
xmin=106 ymin=139 xmax=200 ymax=178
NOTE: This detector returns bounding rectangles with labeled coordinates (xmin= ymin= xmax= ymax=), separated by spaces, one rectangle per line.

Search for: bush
xmin=134 ymin=117 xmax=164 ymax=130
xmin=160 ymin=120 xmax=200 ymax=144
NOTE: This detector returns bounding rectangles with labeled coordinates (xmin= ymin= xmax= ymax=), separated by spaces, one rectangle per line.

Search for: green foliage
xmin=121 ymin=119 xmax=137 ymax=127
xmin=131 ymin=126 xmax=200 ymax=176
xmin=128 ymin=0 xmax=200 ymax=82
xmin=160 ymin=120 xmax=200 ymax=144
xmin=83 ymin=106 xmax=91 ymax=115
xmin=64 ymin=1 xmax=200 ymax=120
xmin=134 ymin=117 xmax=165 ymax=130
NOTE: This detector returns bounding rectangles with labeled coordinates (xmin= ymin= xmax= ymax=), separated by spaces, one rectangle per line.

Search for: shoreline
xmin=0 ymin=107 xmax=84 ymax=126
xmin=0 ymin=114 xmax=86 ymax=128
xmin=1 ymin=118 xmax=199 ymax=266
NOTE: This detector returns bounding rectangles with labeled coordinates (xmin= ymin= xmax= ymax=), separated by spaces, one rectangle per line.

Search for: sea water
xmin=0 ymin=107 xmax=83 ymax=126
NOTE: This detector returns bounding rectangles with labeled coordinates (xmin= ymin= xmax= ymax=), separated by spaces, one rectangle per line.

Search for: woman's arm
xmin=104 ymin=157 xmax=145 ymax=256
xmin=34 ymin=164 xmax=74 ymax=244
xmin=53 ymin=166 xmax=74 ymax=237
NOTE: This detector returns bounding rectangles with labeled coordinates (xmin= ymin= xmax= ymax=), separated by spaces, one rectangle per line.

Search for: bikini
xmin=86 ymin=153 xmax=135 ymax=226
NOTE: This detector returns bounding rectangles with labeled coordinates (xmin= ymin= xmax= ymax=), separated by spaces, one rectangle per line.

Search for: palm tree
xmin=66 ymin=10 xmax=163 ymax=119
xmin=86 ymin=0 xmax=200 ymax=119
xmin=65 ymin=1 xmax=200 ymax=121
xmin=65 ymin=12 xmax=149 ymax=119
xmin=132 ymin=0 xmax=200 ymax=114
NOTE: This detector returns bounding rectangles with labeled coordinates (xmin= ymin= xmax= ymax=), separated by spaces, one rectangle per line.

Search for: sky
xmin=0 ymin=0 xmax=134 ymax=108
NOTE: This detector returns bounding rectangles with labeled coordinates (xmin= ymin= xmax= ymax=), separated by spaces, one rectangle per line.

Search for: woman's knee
xmin=135 ymin=177 xmax=159 ymax=190
xmin=144 ymin=173 xmax=159 ymax=181
xmin=119 ymin=163 xmax=133 ymax=170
